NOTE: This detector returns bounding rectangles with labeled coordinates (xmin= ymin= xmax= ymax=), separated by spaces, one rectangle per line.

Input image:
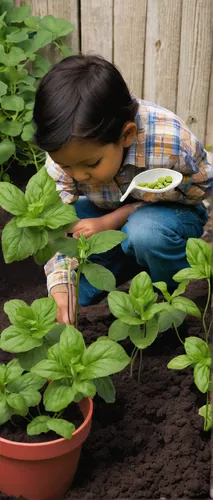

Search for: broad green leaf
xmin=167 ymin=355 xmax=193 ymax=370
xmin=73 ymin=380 xmax=96 ymax=398
xmin=20 ymin=388 xmax=41 ymax=407
xmin=23 ymin=110 xmax=33 ymax=123
xmin=0 ymin=138 xmax=15 ymax=164
xmin=59 ymin=325 xmax=85 ymax=366
xmin=48 ymin=343 xmax=61 ymax=363
xmin=0 ymin=46 xmax=26 ymax=66
xmin=21 ymin=123 xmax=35 ymax=142
xmin=41 ymin=200 xmax=78 ymax=229
xmin=87 ymin=230 xmax=126 ymax=257
xmin=24 ymin=16 xmax=41 ymax=30
xmin=18 ymin=339 xmax=55 ymax=371
xmin=172 ymin=296 xmax=201 ymax=318
xmin=5 ymin=359 xmax=23 ymax=384
xmin=130 ymin=317 xmax=158 ymax=349
xmin=20 ymin=30 xmax=53 ymax=55
xmin=7 ymin=393 xmax=28 ymax=415
xmin=171 ymin=280 xmax=190 ymax=299
xmin=2 ymin=219 xmax=48 ymax=263
xmin=27 ymin=416 xmax=50 ymax=435
xmin=0 ymin=325 xmax=42 ymax=353
xmin=32 ymin=360 xmax=68 ymax=380
xmin=4 ymin=299 xmax=26 ymax=325
xmin=34 ymin=243 xmax=55 ymax=265
xmin=82 ymin=262 xmax=115 ymax=292
xmin=31 ymin=297 xmax=57 ymax=327
xmin=130 ymin=272 xmax=155 ymax=307
xmin=108 ymin=291 xmax=139 ymax=324
xmin=25 ymin=166 xmax=59 ymax=207
xmin=8 ymin=372 xmax=45 ymax=393
xmin=33 ymin=54 xmax=51 ymax=77
xmin=93 ymin=376 xmax=116 ymax=403
xmin=0 ymin=364 xmax=6 ymax=385
xmin=1 ymin=95 xmax=24 ymax=112
xmin=143 ymin=301 xmax=171 ymax=321
xmin=0 ymin=393 xmax=11 ymax=425
xmin=44 ymin=380 xmax=75 ymax=412
xmin=185 ymin=337 xmax=210 ymax=362
xmin=51 ymin=237 xmax=79 ymax=259
xmin=0 ymin=120 xmax=23 ymax=137
xmin=80 ymin=339 xmax=130 ymax=380
xmin=108 ymin=319 xmax=134 ymax=341
xmin=186 ymin=238 xmax=212 ymax=276
xmin=194 ymin=363 xmax=210 ymax=393
xmin=48 ymin=418 xmax=75 ymax=439
xmin=158 ymin=307 xmax=186 ymax=333
xmin=198 ymin=404 xmax=212 ymax=431
xmin=3 ymin=67 xmax=28 ymax=85
xmin=39 ymin=15 xmax=74 ymax=38
xmin=7 ymin=5 xmax=31 ymax=23
xmin=6 ymin=28 xmax=29 ymax=43
xmin=153 ymin=281 xmax=171 ymax=301
xmin=59 ymin=45 xmax=73 ymax=58
xmin=0 ymin=80 xmax=7 ymax=96
xmin=0 ymin=183 xmax=27 ymax=215
xmin=16 ymin=215 xmax=45 ymax=227
xmin=173 ymin=267 xmax=206 ymax=282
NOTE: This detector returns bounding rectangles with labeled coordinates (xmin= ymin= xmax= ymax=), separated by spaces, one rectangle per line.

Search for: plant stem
xmin=174 ymin=324 xmax=184 ymax=345
xmin=130 ymin=348 xmax=138 ymax=377
xmin=75 ymin=266 xmax=81 ymax=329
xmin=138 ymin=349 xmax=143 ymax=383
xmin=205 ymin=392 xmax=209 ymax=431
xmin=37 ymin=404 xmax=41 ymax=416
xmin=202 ymin=278 xmax=211 ymax=343
xmin=67 ymin=261 xmax=74 ymax=324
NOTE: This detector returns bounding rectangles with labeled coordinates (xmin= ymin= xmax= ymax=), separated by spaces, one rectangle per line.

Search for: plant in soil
xmin=0 ymin=0 xmax=74 ymax=181
xmin=167 ymin=238 xmax=212 ymax=431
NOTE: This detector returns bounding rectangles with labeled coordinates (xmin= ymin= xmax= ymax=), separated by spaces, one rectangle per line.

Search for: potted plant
xmin=0 ymin=0 xmax=74 ymax=183
xmin=0 ymin=296 xmax=130 ymax=500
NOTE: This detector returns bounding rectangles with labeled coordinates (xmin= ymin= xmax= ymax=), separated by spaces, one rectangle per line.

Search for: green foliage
xmin=0 ymin=1 xmax=74 ymax=181
xmin=0 ymin=167 xmax=78 ymax=263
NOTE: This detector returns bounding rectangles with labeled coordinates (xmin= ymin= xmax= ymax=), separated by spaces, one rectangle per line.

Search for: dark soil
xmin=0 ymin=247 xmax=211 ymax=499
xmin=0 ymin=402 xmax=83 ymax=444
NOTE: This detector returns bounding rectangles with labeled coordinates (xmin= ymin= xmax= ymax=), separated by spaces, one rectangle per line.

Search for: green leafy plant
xmin=167 ymin=238 xmax=212 ymax=431
xmin=0 ymin=166 xmax=78 ymax=263
xmin=0 ymin=325 xmax=130 ymax=439
xmin=0 ymin=0 xmax=74 ymax=180
xmin=0 ymin=297 xmax=64 ymax=370
xmin=53 ymin=231 xmax=126 ymax=327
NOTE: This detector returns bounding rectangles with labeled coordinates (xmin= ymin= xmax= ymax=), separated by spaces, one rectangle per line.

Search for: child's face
xmin=49 ymin=123 xmax=136 ymax=185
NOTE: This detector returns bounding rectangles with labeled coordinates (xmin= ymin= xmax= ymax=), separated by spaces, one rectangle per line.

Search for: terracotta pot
xmin=0 ymin=398 xmax=93 ymax=500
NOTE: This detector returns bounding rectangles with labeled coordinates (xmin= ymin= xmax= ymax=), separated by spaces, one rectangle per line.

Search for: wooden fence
xmin=16 ymin=0 xmax=213 ymax=146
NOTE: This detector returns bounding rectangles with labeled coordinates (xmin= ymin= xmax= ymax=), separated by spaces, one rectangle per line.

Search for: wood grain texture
xmin=114 ymin=0 xmax=147 ymax=96
xmin=177 ymin=0 xmax=213 ymax=142
xmin=143 ymin=0 xmax=182 ymax=112
xmin=206 ymin=60 xmax=213 ymax=148
xmin=15 ymin=0 xmax=79 ymax=53
xmin=81 ymin=0 xmax=113 ymax=61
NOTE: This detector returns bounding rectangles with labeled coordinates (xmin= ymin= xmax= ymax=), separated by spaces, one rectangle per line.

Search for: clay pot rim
xmin=0 ymin=398 xmax=93 ymax=449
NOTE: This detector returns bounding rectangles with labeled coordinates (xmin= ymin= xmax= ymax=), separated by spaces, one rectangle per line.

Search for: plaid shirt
xmin=45 ymin=99 xmax=213 ymax=292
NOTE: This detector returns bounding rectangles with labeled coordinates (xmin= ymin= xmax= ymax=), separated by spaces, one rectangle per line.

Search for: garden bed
xmin=0 ymin=247 xmax=211 ymax=500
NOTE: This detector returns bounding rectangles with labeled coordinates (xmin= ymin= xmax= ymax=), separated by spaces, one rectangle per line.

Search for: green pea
xmin=165 ymin=176 xmax=172 ymax=182
xmin=158 ymin=177 xmax=165 ymax=183
xmin=138 ymin=182 xmax=147 ymax=187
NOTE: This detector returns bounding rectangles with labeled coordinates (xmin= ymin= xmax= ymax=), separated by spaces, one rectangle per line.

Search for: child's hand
xmin=51 ymin=291 xmax=75 ymax=325
xmin=70 ymin=217 xmax=105 ymax=238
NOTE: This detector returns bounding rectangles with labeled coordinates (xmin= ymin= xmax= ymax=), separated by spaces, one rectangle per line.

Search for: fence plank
xmin=15 ymin=0 xmax=79 ymax=53
xmin=114 ymin=0 xmax=147 ymax=97
xmin=143 ymin=0 xmax=182 ymax=112
xmin=177 ymin=0 xmax=212 ymax=142
xmin=81 ymin=0 xmax=113 ymax=61
xmin=205 ymin=60 xmax=213 ymax=149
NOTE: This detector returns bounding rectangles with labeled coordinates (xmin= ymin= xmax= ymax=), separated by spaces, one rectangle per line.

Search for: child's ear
xmin=121 ymin=122 xmax=137 ymax=147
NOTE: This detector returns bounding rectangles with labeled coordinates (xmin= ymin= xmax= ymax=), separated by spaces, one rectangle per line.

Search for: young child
xmin=33 ymin=54 xmax=213 ymax=325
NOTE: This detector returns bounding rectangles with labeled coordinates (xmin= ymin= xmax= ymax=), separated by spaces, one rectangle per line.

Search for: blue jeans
xmin=74 ymin=197 xmax=208 ymax=306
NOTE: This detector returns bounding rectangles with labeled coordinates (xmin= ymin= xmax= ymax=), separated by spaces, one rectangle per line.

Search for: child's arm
xmin=70 ymin=202 xmax=143 ymax=238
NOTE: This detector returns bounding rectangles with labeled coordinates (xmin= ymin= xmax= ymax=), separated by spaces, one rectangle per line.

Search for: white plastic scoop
xmin=120 ymin=168 xmax=183 ymax=203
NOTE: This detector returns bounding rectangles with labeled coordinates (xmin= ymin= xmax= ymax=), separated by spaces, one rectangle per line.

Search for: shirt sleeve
xmin=45 ymin=155 xmax=79 ymax=293
xmin=46 ymin=154 xmax=79 ymax=204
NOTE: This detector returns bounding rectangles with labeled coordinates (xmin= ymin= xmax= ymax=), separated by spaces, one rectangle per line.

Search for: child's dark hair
xmin=33 ymin=54 xmax=139 ymax=152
